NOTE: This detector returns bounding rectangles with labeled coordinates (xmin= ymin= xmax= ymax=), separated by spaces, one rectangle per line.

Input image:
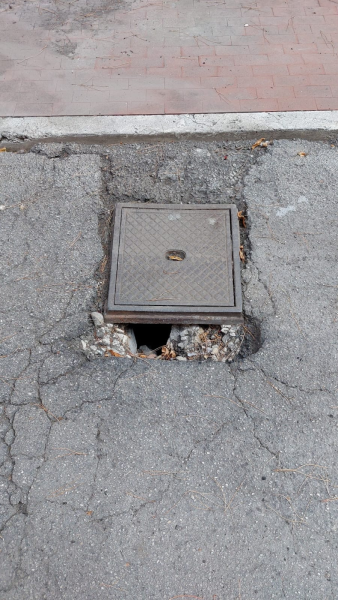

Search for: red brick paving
xmin=1 ymin=0 xmax=338 ymax=116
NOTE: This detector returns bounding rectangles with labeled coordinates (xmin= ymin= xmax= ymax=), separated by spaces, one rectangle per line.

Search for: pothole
xmin=83 ymin=195 xmax=261 ymax=362
xmin=81 ymin=313 xmax=244 ymax=362
xmin=90 ymin=141 xmax=265 ymax=362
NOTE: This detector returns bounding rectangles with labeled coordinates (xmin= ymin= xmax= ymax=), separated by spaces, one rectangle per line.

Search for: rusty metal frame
xmin=105 ymin=203 xmax=243 ymax=324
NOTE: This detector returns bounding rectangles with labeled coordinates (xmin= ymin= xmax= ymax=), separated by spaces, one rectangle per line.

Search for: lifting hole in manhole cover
xmin=165 ymin=249 xmax=186 ymax=261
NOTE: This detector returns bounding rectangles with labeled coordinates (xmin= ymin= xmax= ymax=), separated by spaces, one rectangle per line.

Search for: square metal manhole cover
xmin=105 ymin=203 xmax=242 ymax=324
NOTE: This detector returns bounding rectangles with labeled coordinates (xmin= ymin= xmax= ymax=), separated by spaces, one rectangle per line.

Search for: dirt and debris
xmin=82 ymin=313 xmax=243 ymax=362
xmin=166 ymin=324 xmax=244 ymax=362
xmin=238 ymin=210 xmax=246 ymax=228
xmin=252 ymin=138 xmax=273 ymax=150
xmin=81 ymin=312 xmax=136 ymax=359
xmin=239 ymin=245 xmax=246 ymax=262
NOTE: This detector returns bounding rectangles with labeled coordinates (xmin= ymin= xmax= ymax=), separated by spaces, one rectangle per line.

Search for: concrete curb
xmin=1 ymin=111 xmax=338 ymax=144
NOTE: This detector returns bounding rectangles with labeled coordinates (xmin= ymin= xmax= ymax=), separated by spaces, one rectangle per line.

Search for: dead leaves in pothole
xmin=161 ymin=346 xmax=176 ymax=360
xmin=238 ymin=210 xmax=246 ymax=228
xmin=239 ymin=245 xmax=245 ymax=262
xmin=252 ymin=138 xmax=273 ymax=150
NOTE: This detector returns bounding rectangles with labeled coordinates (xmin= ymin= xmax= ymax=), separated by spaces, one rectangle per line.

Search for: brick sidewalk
xmin=1 ymin=0 xmax=338 ymax=116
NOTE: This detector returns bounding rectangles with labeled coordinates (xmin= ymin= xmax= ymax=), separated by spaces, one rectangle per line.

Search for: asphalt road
xmin=0 ymin=139 xmax=337 ymax=600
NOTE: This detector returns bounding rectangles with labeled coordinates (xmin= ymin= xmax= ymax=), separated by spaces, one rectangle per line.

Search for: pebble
xmin=102 ymin=335 xmax=111 ymax=346
xmin=176 ymin=356 xmax=187 ymax=361
xmin=91 ymin=312 xmax=104 ymax=327
xmin=221 ymin=325 xmax=231 ymax=333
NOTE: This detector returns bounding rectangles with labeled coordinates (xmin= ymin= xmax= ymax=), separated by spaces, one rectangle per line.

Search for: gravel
xmin=82 ymin=315 xmax=244 ymax=362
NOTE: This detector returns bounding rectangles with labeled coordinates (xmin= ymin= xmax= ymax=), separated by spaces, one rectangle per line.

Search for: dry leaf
xmin=107 ymin=349 xmax=122 ymax=357
xmin=297 ymin=151 xmax=308 ymax=157
xmin=252 ymin=138 xmax=273 ymax=150
xmin=0 ymin=148 xmax=6 ymax=152
xmin=161 ymin=346 xmax=170 ymax=359
xmin=239 ymin=245 xmax=245 ymax=262
xmin=167 ymin=254 xmax=183 ymax=261
xmin=252 ymin=138 xmax=265 ymax=150
xmin=86 ymin=510 xmax=93 ymax=516
xmin=238 ymin=210 xmax=246 ymax=228
xmin=161 ymin=346 xmax=176 ymax=360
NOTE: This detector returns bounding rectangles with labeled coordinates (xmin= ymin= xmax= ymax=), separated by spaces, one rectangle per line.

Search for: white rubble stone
xmin=91 ymin=312 xmax=104 ymax=327
xmin=125 ymin=327 xmax=137 ymax=354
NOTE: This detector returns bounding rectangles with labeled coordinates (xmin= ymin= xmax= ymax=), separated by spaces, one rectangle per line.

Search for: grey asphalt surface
xmin=0 ymin=139 xmax=338 ymax=600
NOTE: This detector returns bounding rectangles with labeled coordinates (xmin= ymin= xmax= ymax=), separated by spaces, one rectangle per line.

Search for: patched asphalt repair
xmin=0 ymin=139 xmax=338 ymax=600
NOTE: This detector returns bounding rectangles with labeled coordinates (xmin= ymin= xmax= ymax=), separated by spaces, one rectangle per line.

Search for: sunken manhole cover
xmin=105 ymin=203 xmax=242 ymax=325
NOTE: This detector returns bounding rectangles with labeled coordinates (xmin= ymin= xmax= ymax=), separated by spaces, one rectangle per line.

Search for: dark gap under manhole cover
xmin=133 ymin=323 xmax=172 ymax=353
xmin=105 ymin=203 xmax=242 ymax=325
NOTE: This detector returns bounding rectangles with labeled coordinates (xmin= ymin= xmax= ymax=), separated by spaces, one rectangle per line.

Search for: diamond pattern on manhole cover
xmin=106 ymin=203 xmax=242 ymax=324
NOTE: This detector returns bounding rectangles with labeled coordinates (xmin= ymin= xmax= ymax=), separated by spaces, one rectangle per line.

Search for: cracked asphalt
xmin=0 ymin=139 xmax=338 ymax=600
